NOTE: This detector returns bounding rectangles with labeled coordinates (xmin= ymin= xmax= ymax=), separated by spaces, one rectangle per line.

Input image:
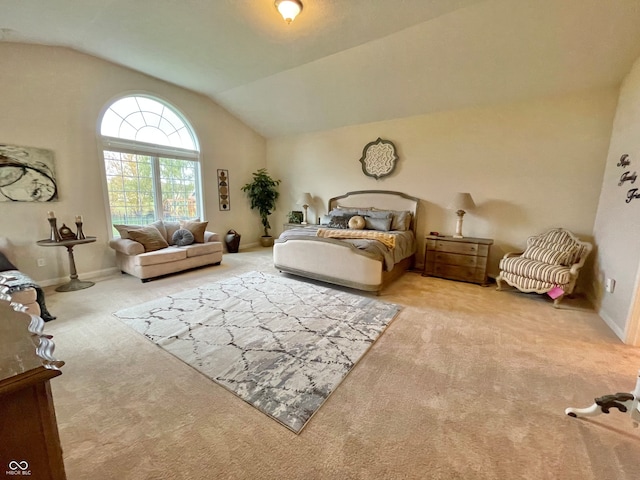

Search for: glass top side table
xmin=36 ymin=236 xmax=97 ymax=292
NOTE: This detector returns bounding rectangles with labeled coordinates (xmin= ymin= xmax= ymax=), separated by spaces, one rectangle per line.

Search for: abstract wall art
xmin=0 ymin=144 xmax=58 ymax=202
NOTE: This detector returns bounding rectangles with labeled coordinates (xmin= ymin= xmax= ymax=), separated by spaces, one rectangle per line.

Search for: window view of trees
xmin=100 ymin=95 xmax=201 ymax=236
xmin=104 ymin=151 xmax=199 ymax=229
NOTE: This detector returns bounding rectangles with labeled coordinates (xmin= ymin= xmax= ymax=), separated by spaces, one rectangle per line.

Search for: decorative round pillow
xmin=172 ymin=228 xmax=195 ymax=246
xmin=348 ymin=215 xmax=365 ymax=230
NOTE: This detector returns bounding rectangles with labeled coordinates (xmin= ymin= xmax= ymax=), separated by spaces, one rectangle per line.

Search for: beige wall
xmin=0 ymin=43 xmax=266 ymax=285
xmin=593 ymin=55 xmax=640 ymax=340
xmin=267 ymin=88 xmax=618 ymax=287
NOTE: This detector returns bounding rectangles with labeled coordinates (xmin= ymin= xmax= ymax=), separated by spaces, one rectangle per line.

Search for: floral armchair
xmin=495 ymin=228 xmax=592 ymax=307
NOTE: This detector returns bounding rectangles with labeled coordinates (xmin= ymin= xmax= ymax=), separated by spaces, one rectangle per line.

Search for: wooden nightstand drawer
xmin=434 ymin=240 xmax=488 ymax=257
xmin=423 ymin=235 xmax=493 ymax=285
xmin=434 ymin=264 xmax=483 ymax=283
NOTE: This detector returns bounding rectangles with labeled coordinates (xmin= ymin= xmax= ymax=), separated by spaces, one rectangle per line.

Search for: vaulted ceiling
xmin=2 ymin=0 xmax=640 ymax=138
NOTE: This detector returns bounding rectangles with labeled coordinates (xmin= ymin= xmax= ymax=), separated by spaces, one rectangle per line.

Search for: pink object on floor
xmin=547 ymin=286 xmax=564 ymax=299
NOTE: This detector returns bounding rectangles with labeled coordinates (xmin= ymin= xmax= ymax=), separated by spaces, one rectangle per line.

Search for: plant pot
xmin=260 ymin=236 xmax=274 ymax=247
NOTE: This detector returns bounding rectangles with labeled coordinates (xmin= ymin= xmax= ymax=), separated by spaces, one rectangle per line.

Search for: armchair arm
xmin=502 ymin=251 xmax=524 ymax=259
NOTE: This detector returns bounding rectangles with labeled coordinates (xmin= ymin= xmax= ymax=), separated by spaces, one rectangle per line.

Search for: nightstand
xmin=283 ymin=223 xmax=314 ymax=231
xmin=423 ymin=235 xmax=493 ymax=285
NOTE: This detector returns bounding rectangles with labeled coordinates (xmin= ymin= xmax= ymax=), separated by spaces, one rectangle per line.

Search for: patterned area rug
xmin=113 ymin=271 xmax=401 ymax=433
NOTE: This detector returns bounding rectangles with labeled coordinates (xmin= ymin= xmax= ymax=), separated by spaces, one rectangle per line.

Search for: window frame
xmin=97 ymin=94 xmax=204 ymax=238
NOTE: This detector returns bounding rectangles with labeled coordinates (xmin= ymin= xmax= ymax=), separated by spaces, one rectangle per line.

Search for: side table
xmin=37 ymin=237 xmax=96 ymax=292
xmin=283 ymin=223 xmax=315 ymax=231
xmin=423 ymin=235 xmax=493 ymax=285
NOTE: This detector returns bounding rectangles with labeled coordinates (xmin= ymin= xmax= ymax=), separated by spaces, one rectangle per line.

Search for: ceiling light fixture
xmin=275 ymin=0 xmax=303 ymax=24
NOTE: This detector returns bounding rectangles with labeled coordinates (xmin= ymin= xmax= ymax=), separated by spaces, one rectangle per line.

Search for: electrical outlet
xmin=605 ymin=278 xmax=616 ymax=293
xmin=37 ymin=258 xmax=46 ymax=267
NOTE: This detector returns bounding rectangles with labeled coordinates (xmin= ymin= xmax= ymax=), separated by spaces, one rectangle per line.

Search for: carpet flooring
xmin=41 ymin=248 xmax=640 ymax=479
xmin=113 ymin=271 xmax=400 ymax=433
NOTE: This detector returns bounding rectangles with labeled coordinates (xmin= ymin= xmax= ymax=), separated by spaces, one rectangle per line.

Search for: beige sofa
xmin=108 ymin=222 xmax=223 ymax=282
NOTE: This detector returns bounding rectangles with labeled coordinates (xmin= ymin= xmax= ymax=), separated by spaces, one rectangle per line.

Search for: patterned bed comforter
xmin=277 ymin=226 xmax=415 ymax=271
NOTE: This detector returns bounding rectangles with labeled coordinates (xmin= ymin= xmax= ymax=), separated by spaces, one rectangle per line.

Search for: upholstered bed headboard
xmin=328 ymin=190 xmax=420 ymax=233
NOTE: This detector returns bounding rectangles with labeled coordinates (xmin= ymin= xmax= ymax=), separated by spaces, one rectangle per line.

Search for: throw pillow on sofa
xmin=126 ymin=225 xmax=169 ymax=252
xmin=172 ymin=229 xmax=195 ymax=246
xmin=114 ymin=220 xmax=165 ymax=240
xmin=180 ymin=220 xmax=208 ymax=243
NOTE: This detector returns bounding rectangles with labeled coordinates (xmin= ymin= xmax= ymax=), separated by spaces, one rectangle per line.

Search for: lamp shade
xmin=275 ymin=0 xmax=303 ymax=23
xmin=449 ymin=192 xmax=475 ymax=212
xmin=298 ymin=192 xmax=313 ymax=206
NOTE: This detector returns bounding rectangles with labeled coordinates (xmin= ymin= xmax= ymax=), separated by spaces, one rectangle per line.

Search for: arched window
xmin=99 ymin=95 xmax=202 ymax=235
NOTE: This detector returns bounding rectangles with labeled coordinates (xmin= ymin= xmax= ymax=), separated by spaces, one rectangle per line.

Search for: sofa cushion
xmin=180 ymin=220 xmax=208 ymax=243
xmin=172 ymin=229 xmax=194 ymax=246
xmin=134 ymin=247 xmax=187 ymax=267
xmin=499 ymin=256 xmax=571 ymax=285
xmin=183 ymin=242 xmax=223 ymax=258
xmin=500 ymin=271 xmax=558 ymax=292
xmin=127 ymin=225 xmax=169 ymax=252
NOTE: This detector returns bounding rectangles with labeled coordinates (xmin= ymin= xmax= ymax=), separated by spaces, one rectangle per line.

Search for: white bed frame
xmin=273 ymin=190 xmax=420 ymax=293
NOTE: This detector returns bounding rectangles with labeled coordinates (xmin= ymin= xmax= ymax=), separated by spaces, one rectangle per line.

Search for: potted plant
xmin=241 ymin=168 xmax=281 ymax=247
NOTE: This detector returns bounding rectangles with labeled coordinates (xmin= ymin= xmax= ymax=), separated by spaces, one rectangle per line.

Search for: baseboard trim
xmin=598 ymin=309 xmax=625 ymax=342
xmin=39 ymin=267 xmax=120 ymax=288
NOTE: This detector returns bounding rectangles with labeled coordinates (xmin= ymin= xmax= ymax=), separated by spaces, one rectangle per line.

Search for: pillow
xmin=370 ymin=209 xmax=412 ymax=231
xmin=348 ymin=215 xmax=365 ymax=229
xmin=114 ymin=224 xmax=141 ymax=240
xmin=115 ymin=220 xmax=165 ymax=240
xmin=328 ymin=215 xmax=352 ymax=229
xmin=529 ymin=240 xmax=579 ymax=265
xmin=172 ymin=229 xmax=194 ymax=246
xmin=0 ymin=252 xmax=17 ymax=272
xmin=365 ymin=210 xmax=393 ymax=219
xmin=180 ymin=220 xmax=208 ymax=243
xmin=164 ymin=221 xmax=181 ymax=245
xmin=522 ymin=245 xmax=572 ymax=266
xmin=364 ymin=215 xmax=392 ymax=231
xmin=126 ymin=225 xmax=169 ymax=252
xmin=391 ymin=210 xmax=412 ymax=231
xmin=333 ymin=206 xmax=361 ymax=214
xmin=319 ymin=215 xmax=332 ymax=226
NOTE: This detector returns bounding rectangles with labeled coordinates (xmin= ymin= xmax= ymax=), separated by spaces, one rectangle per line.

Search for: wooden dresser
xmin=423 ymin=235 xmax=494 ymax=285
xmin=0 ymin=299 xmax=66 ymax=479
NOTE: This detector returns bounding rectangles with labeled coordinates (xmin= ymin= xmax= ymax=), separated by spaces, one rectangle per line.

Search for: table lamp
xmin=298 ymin=192 xmax=313 ymax=225
xmin=449 ymin=192 xmax=475 ymax=238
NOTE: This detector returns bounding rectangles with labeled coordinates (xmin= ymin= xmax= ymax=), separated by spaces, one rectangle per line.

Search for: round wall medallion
xmin=359 ymin=137 xmax=399 ymax=180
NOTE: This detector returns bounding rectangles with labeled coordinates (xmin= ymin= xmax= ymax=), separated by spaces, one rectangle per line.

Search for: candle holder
xmin=48 ymin=217 xmax=62 ymax=242
xmin=75 ymin=221 xmax=86 ymax=240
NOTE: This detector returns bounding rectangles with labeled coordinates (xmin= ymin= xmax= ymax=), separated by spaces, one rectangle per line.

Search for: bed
xmin=273 ymin=190 xmax=420 ymax=293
